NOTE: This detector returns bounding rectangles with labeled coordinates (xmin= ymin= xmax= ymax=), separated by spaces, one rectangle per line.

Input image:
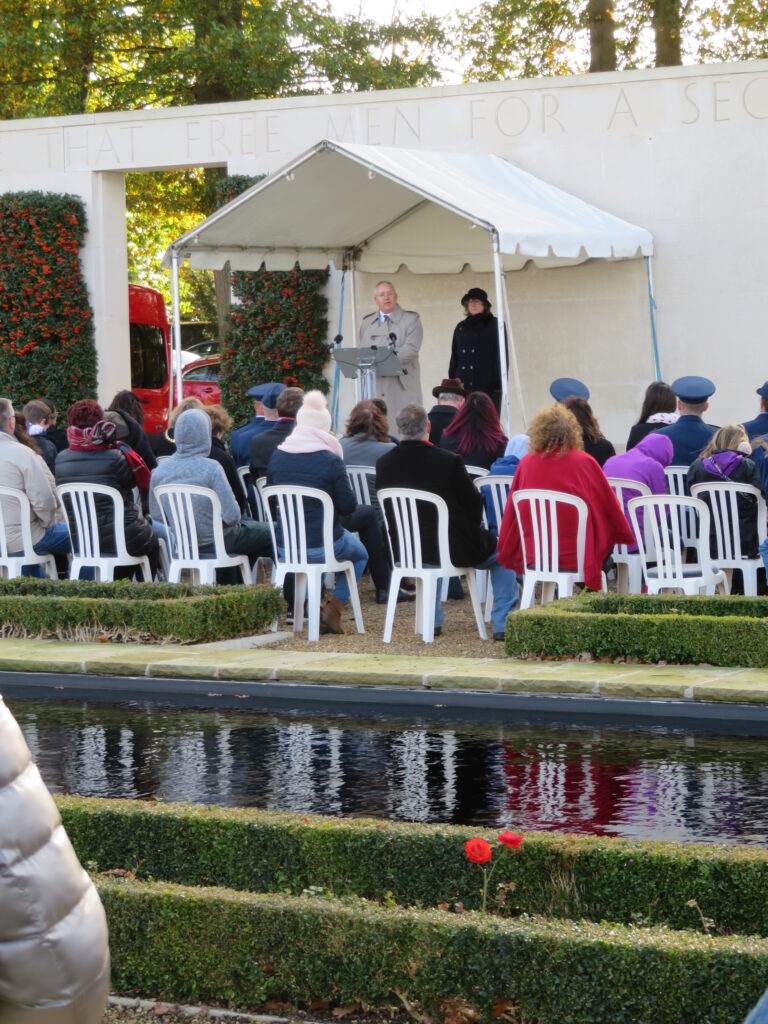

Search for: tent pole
xmin=500 ymin=272 xmax=526 ymax=431
xmin=170 ymin=247 xmax=184 ymax=406
xmin=491 ymin=233 xmax=511 ymax=436
xmin=647 ymin=256 xmax=663 ymax=380
xmin=349 ymin=255 xmax=360 ymax=403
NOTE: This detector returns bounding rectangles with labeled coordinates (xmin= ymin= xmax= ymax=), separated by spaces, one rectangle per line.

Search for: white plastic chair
xmin=346 ymin=465 xmax=375 ymax=506
xmin=378 ymin=487 xmax=487 ymax=644
xmin=0 ymin=485 xmax=58 ymax=580
xmin=153 ymin=483 xmax=251 ymax=585
xmin=664 ymin=465 xmax=699 ymax=554
xmin=262 ymin=484 xmax=364 ymax=642
xmin=606 ymin=477 xmax=652 ymax=594
xmin=512 ymin=489 xmax=605 ymax=609
xmin=474 ymin=475 xmax=516 ymax=621
xmin=237 ymin=465 xmax=267 ymax=522
xmin=690 ymin=481 xmax=767 ymax=595
xmin=628 ymin=494 xmax=729 ymax=596
xmin=465 ymin=465 xmax=490 ymax=480
xmin=57 ymin=482 xmax=152 ymax=582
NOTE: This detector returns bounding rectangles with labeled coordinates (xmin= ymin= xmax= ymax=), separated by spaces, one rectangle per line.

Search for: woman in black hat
xmin=448 ymin=288 xmax=508 ymax=414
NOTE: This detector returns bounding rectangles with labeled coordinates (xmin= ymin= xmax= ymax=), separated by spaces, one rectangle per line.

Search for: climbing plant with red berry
xmin=215 ymin=175 xmax=329 ymax=426
xmin=0 ymin=192 xmax=97 ymax=409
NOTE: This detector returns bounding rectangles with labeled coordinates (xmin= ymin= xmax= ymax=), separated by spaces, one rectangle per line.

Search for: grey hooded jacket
xmin=149 ymin=408 xmax=241 ymax=547
xmin=0 ymin=696 xmax=110 ymax=1023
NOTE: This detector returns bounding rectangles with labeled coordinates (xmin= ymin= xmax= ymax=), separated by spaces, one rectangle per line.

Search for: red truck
xmin=129 ymin=283 xmax=220 ymax=443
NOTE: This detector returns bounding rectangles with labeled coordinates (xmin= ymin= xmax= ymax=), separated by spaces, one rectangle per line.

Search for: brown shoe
xmin=319 ymin=595 xmax=345 ymax=635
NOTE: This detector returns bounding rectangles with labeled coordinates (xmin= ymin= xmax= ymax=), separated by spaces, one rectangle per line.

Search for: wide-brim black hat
xmin=461 ymin=287 xmax=491 ymax=308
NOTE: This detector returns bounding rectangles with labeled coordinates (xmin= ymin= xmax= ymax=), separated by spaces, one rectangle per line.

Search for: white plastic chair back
xmin=512 ymin=489 xmax=597 ymax=609
xmin=153 ymin=483 xmax=251 ymax=585
xmin=262 ymin=484 xmax=364 ymax=642
xmin=378 ymin=487 xmax=487 ymax=644
xmin=690 ymin=481 xmax=767 ymax=595
xmin=474 ymin=475 xmax=516 ymax=621
xmin=237 ymin=465 xmax=267 ymax=523
xmin=606 ymin=477 xmax=652 ymax=594
xmin=346 ymin=466 xmax=375 ymax=506
xmin=628 ymin=494 xmax=729 ymax=596
xmin=664 ymin=466 xmax=699 ymax=553
xmin=0 ymin=485 xmax=58 ymax=580
xmin=57 ymin=482 xmax=151 ymax=582
xmin=465 ymin=465 xmax=489 ymax=480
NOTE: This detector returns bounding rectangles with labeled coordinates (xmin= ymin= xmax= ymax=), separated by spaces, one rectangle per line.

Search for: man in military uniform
xmin=550 ymin=378 xmax=590 ymax=402
xmin=359 ymin=281 xmax=423 ymax=425
xmin=230 ymin=382 xmax=285 ymax=467
xmin=741 ymin=381 xmax=768 ymax=441
xmin=657 ymin=376 xmax=718 ymax=466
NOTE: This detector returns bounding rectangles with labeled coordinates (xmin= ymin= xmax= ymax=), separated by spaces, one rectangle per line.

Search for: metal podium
xmin=331 ymin=346 xmax=404 ymax=402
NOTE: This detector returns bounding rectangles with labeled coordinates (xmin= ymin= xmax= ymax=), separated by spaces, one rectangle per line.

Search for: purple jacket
xmin=603 ymin=433 xmax=674 ymax=550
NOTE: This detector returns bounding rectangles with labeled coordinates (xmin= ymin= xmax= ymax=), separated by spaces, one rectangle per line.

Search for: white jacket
xmin=0 ymin=696 xmax=110 ymax=1023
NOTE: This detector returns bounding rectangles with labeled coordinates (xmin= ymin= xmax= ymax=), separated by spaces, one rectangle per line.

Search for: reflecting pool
xmin=8 ymin=698 xmax=768 ymax=845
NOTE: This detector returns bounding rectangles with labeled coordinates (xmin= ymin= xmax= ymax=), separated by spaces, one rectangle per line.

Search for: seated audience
xmin=741 ymin=380 xmax=768 ymax=441
xmin=249 ymin=387 xmax=304 ymax=481
xmin=266 ymin=391 xmax=368 ymax=633
xmin=205 ymin=404 xmax=246 ymax=515
xmin=561 ymin=396 xmax=615 ymax=467
xmin=107 ymin=389 xmax=157 ymax=469
xmin=55 ymin=399 xmax=160 ymax=578
xmin=439 ymin=391 xmax=508 ymax=470
xmin=497 ymin=405 xmax=634 ymax=591
xmin=40 ymin=397 xmax=68 ymax=451
xmin=626 ymin=381 xmax=678 ymax=450
xmin=153 ymin=396 xmax=205 ymax=457
xmin=376 ymin=404 xmax=518 ymax=641
xmin=22 ymin=399 xmax=58 ymax=471
xmin=230 ymin=382 xmax=285 ymax=466
xmin=0 ymin=398 xmax=70 ymax=571
xmin=149 ymin=409 xmax=272 ymax=575
xmin=428 ymin=378 xmax=466 ymax=447
xmin=603 ymin=433 xmax=674 ymax=551
xmin=687 ymin=424 xmax=766 ymax=560
xmin=490 ymin=434 xmax=529 ymax=478
xmin=339 ymin=399 xmax=395 ymax=509
xmin=371 ymin=398 xmax=398 ymax=444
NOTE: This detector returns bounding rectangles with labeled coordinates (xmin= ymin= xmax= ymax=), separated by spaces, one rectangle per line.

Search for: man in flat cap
xmin=428 ymin=378 xmax=466 ymax=447
xmin=359 ymin=281 xmax=423 ymax=424
xmin=550 ymin=378 xmax=590 ymax=403
xmin=230 ymin=382 xmax=286 ymax=467
xmin=741 ymin=381 xmax=768 ymax=441
xmin=657 ymin=376 xmax=718 ymax=465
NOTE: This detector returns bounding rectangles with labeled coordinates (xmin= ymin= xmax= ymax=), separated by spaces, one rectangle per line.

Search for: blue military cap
xmin=247 ymin=382 xmax=286 ymax=408
xmin=550 ymin=377 xmax=590 ymax=402
xmin=670 ymin=376 xmax=715 ymax=404
xmin=756 ymin=381 xmax=768 ymax=399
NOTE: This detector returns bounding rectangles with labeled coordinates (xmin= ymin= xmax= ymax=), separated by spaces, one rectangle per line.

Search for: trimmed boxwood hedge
xmin=0 ymin=578 xmax=282 ymax=642
xmin=504 ymin=593 xmax=768 ymax=666
xmin=59 ymin=796 xmax=768 ymax=937
xmin=98 ymin=874 xmax=768 ymax=1024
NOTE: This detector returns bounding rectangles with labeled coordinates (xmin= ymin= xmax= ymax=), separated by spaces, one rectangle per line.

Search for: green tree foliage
xmin=0 ymin=192 xmax=97 ymax=409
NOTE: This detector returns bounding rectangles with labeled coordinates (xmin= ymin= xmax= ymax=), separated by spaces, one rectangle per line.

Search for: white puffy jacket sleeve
xmin=0 ymin=696 xmax=110 ymax=1023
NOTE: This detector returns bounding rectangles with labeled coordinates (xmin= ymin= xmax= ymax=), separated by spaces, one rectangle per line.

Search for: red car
xmin=181 ymin=355 xmax=221 ymax=406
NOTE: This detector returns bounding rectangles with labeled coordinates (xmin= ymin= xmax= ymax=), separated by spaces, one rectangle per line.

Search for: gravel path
xmin=104 ymin=997 xmax=409 ymax=1024
xmin=269 ymin=574 xmax=507 ymax=660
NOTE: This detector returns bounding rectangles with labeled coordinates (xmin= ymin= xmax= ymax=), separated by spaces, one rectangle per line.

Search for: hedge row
xmin=504 ymin=593 xmax=768 ymax=666
xmin=59 ymin=797 xmax=768 ymax=936
xmin=0 ymin=578 xmax=282 ymax=642
xmin=98 ymin=874 xmax=768 ymax=1024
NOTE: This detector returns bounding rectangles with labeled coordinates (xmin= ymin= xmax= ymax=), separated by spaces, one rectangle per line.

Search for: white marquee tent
xmin=163 ymin=139 xmax=655 ymax=430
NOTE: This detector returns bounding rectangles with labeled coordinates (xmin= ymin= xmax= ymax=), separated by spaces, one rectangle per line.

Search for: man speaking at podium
xmin=359 ymin=280 xmax=423 ymax=424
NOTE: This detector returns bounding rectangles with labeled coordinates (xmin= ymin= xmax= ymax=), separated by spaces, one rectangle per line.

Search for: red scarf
xmin=66 ymin=420 xmax=150 ymax=491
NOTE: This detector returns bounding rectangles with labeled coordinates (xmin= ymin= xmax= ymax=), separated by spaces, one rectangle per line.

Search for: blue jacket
xmin=657 ymin=415 xmax=718 ymax=466
xmin=230 ymin=416 xmax=273 ymax=466
xmin=741 ymin=411 xmax=768 ymax=441
xmin=267 ymin=448 xmax=356 ymax=546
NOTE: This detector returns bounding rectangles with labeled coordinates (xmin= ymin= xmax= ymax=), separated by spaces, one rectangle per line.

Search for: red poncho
xmin=497 ymin=449 xmax=635 ymax=590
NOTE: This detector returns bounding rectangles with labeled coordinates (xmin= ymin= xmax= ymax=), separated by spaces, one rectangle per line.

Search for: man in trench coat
xmin=359 ymin=281 xmax=423 ymax=426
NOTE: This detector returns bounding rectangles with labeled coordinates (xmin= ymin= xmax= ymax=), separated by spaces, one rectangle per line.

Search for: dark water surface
xmin=7 ymin=698 xmax=768 ymax=846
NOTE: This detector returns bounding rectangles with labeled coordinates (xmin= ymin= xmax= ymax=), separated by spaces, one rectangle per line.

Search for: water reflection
xmin=9 ymin=699 xmax=768 ymax=845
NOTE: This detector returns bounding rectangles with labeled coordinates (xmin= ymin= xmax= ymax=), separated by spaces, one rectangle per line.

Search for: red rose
xmin=498 ymin=831 xmax=523 ymax=850
xmin=464 ymin=837 xmax=492 ymax=864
